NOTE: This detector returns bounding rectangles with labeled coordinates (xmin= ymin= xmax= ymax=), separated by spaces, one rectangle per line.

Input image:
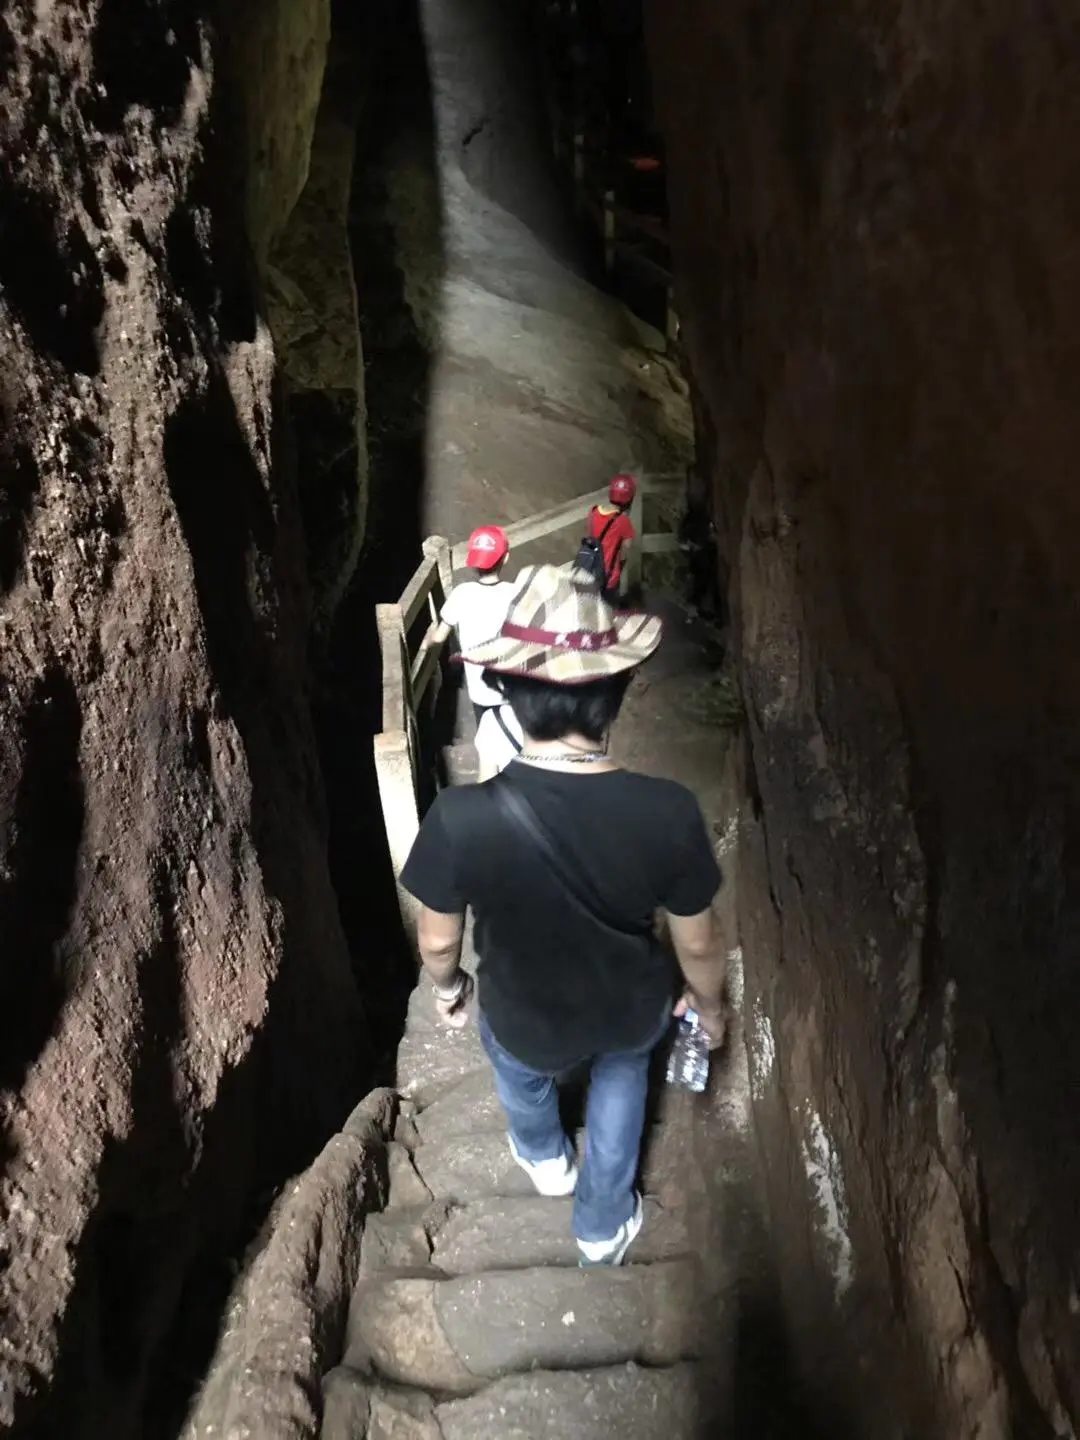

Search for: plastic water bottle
xmin=666 ymin=1008 xmax=710 ymax=1092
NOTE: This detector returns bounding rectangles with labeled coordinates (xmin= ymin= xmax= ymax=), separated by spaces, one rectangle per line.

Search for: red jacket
xmin=589 ymin=505 xmax=635 ymax=588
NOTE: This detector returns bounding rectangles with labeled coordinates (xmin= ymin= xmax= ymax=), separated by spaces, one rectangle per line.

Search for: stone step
xmin=430 ymin=1195 xmax=689 ymax=1274
xmin=385 ymin=1141 xmax=436 ymax=1210
xmin=395 ymin=1022 xmax=487 ymax=1109
xmin=363 ymin=1193 xmax=686 ymax=1279
xmin=435 ymin=1363 xmax=698 ymax=1440
xmin=321 ymin=1365 xmax=371 ymax=1439
xmin=407 ymin=1129 xmax=536 ymax=1206
xmin=322 ymin=1367 xmax=444 ymax=1440
xmin=357 ymin=1201 xmax=451 ymax=1281
xmin=409 ymin=1057 xmax=599 ymax=1146
xmin=324 ymin=1364 xmax=696 ymax=1440
xmin=412 ymin=1068 xmax=502 ymax=1143
xmin=344 ymin=1260 xmax=698 ymax=1395
xmin=408 ymin=1127 xmax=670 ymax=1208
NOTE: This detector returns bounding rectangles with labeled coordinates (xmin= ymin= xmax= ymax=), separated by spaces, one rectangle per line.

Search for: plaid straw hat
xmin=461 ymin=563 xmax=662 ymax=684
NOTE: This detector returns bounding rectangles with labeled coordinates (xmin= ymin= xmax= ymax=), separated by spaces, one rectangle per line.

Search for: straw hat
xmin=461 ymin=563 xmax=662 ymax=684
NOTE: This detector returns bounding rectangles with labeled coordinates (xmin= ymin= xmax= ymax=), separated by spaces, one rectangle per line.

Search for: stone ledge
xmin=182 ymin=1089 xmax=396 ymax=1440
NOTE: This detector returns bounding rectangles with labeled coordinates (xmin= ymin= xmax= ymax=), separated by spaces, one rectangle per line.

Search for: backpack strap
xmin=493 ymin=705 xmax=523 ymax=754
xmin=595 ymin=510 xmax=621 ymax=545
xmin=487 ymin=775 xmax=637 ymax=937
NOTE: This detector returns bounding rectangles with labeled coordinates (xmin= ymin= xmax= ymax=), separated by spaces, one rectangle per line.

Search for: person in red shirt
xmin=588 ymin=473 xmax=637 ymax=609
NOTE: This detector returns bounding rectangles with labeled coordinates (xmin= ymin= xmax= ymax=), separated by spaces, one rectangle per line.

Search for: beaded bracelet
xmin=432 ymin=973 xmax=467 ymax=1003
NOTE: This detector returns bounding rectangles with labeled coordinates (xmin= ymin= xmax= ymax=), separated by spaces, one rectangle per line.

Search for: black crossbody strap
xmin=596 ymin=510 xmax=620 ymax=544
xmin=493 ymin=706 xmax=523 ymax=753
xmin=488 ymin=777 xmax=635 ymax=938
xmin=593 ymin=511 xmax=621 ymax=582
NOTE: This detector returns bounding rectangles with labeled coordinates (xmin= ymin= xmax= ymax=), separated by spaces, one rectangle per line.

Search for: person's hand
xmin=433 ymin=972 xmax=474 ymax=1030
xmin=673 ymin=989 xmax=728 ymax=1050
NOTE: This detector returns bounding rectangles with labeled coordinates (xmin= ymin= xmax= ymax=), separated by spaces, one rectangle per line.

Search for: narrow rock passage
xmin=188 ymin=3 xmax=783 ymax=1435
xmin=310 ymin=3 xmax=771 ymax=1435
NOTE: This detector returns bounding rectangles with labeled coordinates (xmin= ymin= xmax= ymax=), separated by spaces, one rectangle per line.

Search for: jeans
xmin=478 ymin=1009 xmax=669 ymax=1243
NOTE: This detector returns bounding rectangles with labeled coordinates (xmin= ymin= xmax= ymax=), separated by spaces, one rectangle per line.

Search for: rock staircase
xmin=319 ymin=746 xmax=708 ymax=1440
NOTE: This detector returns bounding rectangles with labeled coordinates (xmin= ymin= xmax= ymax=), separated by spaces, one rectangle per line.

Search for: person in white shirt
xmin=435 ymin=525 xmax=521 ymax=780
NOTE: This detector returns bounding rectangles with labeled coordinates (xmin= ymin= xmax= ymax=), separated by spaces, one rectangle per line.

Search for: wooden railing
xmin=372 ymin=536 xmax=453 ymax=929
xmin=374 ymin=477 xmax=684 ymax=933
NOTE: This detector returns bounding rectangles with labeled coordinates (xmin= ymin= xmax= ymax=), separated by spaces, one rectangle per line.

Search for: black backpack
xmin=574 ymin=510 xmax=619 ymax=588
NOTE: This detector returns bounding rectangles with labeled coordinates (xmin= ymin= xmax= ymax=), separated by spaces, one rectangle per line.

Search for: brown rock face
xmin=647 ymin=1 xmax=1080 ymax=1435
xmin=233 ymin=0 xmax=369 ymax=634
xmin=0 ymin=1 xmax=365 ymax=1433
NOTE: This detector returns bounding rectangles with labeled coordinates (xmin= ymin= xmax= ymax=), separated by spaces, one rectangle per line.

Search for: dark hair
xmin=484 ymin=669 xmax=632 ymax=743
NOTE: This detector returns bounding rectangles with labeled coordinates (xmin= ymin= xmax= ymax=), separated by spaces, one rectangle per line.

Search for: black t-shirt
xmin=400 ymin=761 xmax=721 ymax=1071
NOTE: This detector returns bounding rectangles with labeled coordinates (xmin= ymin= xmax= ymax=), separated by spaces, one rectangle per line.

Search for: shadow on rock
xmin=0 ymin=670 xmax=85 ymax=1108
xmin=311 ymin=0 xmax=450 ymax=1074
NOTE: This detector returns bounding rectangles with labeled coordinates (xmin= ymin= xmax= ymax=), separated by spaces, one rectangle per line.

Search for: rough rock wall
xmin=421 ymin=0 xmax=562 ymax=245
xmin=229 ymin=0 xmax=368 ymax=636
xmin=267 ymin=52 xmax=367 ymax=635
xmin=0 ymin=1 xmax=366 ymax=1433
xmin=646 ymin=2 xmax=1080 ymax=1436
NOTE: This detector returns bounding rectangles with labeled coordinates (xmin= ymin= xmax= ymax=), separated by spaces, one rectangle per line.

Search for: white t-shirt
xmin=475 ymin=703 xmax=525 ymax=774
xmin=442 ymin=578 xmax=516 ymax=707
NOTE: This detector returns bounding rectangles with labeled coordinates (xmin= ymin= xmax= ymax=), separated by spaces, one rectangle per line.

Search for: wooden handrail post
xmin=627 ymin=484 xmax=645 ymax=591
xmin=603 ymin=189 xmax=616 ymax=273
xmin=376 ymin=602 xmax=407 ymax=735
xmin=665 ymin=287 xmax=680 ymax=351
xmin=551 ymin=89 xmax=565 ymax=169
xmin=372 ymin=730 xmax=421 ymax=939
xmin=375 ymin=598 xmax=423 ymax=937
xmin=418 ymin=535 xmax=452 ymax=717
xmin=422 ymin=535 xmax=453 ymax=614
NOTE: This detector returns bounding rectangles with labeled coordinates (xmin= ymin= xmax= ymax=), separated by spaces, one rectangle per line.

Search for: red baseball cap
xmin=465 ymin=524 xmax=509 ymax=570
xmin=609 ymin=473 xmax=637 ymax=506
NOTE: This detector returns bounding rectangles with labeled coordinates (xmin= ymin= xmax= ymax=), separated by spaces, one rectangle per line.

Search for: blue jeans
xmin=478 ymin=1010 xmax=668 ymax=1242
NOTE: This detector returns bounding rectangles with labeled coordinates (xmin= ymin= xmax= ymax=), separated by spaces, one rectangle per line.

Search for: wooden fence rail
xmin=374 ymin=477 xmax=685 ymax=935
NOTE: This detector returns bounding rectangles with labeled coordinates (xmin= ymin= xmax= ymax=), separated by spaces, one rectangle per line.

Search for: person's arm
xmin=434 ymin=587 xmax=460 ymax=649
xmin=666 ymin=907 xmax=727 ymax=1045
xmin=617 ymin=515 xmax=635 ymax=580
xmin=401 ymin=795 xmax=472 ymax=1029
xmin=659 ymin=790 xmax=727 ymax=1046
xmin=417 ymin=905 xmax=465 ymax=986
xmin=416 ymin=905 xmax=471 ymax=1027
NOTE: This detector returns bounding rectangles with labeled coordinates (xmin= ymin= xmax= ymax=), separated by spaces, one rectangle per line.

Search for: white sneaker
xmin=577 ymin=1193 xmax=644 ymax=1267
xmin=508 ymin=1135 xmax=578 ymax=1197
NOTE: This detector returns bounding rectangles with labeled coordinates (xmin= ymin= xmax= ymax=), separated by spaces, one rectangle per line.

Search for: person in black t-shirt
xmin=401 ymin=563 xmax=729 ymax=1267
